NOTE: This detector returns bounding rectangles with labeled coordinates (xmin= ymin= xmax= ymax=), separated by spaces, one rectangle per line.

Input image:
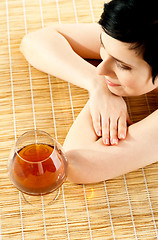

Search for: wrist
xmin=88 ymin=74 xmax=111 ymax=96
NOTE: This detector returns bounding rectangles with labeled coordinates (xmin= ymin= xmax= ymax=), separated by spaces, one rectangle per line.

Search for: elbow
xmin=20 ymin=32 xmax=37 ymax=63
xmin=20 ymin=34 xmax=29 ymax=57
xmin=65 ymin=149 xmax=111 ymax=184
xmin=65 ymin=150 xmax=89 ymax=184
xmin=20 ymin=33 xmax=33 ymax=61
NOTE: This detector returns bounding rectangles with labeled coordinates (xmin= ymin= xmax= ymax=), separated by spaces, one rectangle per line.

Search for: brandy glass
xmin=8 ymin=130 xmax=68 ymax=205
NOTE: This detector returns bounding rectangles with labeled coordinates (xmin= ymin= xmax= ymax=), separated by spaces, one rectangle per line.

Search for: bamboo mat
xmin=0 ymin=0 xmax=158 ymax=239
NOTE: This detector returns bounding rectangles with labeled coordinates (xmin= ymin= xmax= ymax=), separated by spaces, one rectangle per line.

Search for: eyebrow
xmin=100 ymin=33 xmax=133 ymax=68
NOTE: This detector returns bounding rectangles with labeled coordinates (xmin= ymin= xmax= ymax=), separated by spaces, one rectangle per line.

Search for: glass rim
xmin=14 ymin=129 xmax=60 ymax=164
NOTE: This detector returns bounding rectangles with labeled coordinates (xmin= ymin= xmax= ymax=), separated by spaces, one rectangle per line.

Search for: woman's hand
xmin=89 ymin=85 xmax=132 ymax=145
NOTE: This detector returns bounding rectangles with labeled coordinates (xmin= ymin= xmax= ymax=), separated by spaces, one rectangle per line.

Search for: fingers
xmin=102 ymin=118 xmax=110 ymax=145
xmin=91 ymin=107 xmax=128 ymax=145
xmin=117 ymin=115 xmax=127 ymax=140
xmin=92 ymin=112 xmax=102 ymax=137
xmin=102 ymin=117 xmax=118 ymax=145
xmin=109 ymin=118 xmax=118 ymax=145
xmin=102 ymin=115 xmax=127 ymax=145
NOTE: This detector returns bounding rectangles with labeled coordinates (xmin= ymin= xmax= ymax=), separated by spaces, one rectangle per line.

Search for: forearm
xmin=64 ymin=102 xmax=158 ymax=184
xmin=20 ymin=26 xmax=104 ymax=93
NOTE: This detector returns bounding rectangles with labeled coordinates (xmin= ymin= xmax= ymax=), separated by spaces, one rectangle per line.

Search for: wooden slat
xmin=0 ymin=0 xmax=158 ymax=239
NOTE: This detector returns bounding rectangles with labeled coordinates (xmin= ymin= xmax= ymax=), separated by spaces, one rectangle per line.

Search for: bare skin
xmin=20 ymin=23 xmax=158 ymax=184
xmin=20 ymin=23 xmax=131 ymax=145
xmin=63 ymin=101 xmax=158 ymax=183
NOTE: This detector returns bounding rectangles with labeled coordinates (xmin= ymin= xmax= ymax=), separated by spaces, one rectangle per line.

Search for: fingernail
xmin=105 ymin=138 xmax=109 ymax=145
xmin=97 ymin=130 xmax=101 ymax=136
xmin=111 ymin=139 xmax=118 ymax=145
xmin=119 ymin=134 xmax=125 ymax=139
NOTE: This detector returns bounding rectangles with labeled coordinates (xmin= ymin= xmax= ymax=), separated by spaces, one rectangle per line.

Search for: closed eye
xmin=115 ymin=61 xmax=132 ymax=71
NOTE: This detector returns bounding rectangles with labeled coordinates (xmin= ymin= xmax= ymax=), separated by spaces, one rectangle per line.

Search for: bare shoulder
xmin=51 ymin=23 xmax=102 ymax=58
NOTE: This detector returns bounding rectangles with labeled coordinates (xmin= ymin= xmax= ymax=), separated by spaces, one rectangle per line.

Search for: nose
xmin=96 ymin=58 xmax=117 ymax=78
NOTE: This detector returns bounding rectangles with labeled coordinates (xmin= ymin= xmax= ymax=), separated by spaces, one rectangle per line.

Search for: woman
xmin=20 ymin=0 xmax=158 ymax=183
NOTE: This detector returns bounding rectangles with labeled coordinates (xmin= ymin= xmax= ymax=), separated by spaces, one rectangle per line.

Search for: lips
xmin=105 ymin=77 xmax=121 ymax=87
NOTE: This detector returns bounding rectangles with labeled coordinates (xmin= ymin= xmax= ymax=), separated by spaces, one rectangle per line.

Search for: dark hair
xmin=98 ymin=0 xmax=158 ymax=83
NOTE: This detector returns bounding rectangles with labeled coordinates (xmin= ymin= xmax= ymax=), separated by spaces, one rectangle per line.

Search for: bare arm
xmin=20 ymin=23 xmax=130 ymax=145
xmin=20 ymin=23 xmax=103 ymax=92
xmin=63 ymin=101 xmax=158 ymax=184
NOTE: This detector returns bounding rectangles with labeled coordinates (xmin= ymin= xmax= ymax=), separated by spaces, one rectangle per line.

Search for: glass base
xmin=20 ymin=188 xmax=61 ymax=206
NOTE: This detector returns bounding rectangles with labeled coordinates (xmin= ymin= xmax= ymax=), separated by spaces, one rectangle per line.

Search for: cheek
xmin=118 ymin=73 xmax=154 ymax=96
xmin=117 ymin=72 xmax=136 ymax=88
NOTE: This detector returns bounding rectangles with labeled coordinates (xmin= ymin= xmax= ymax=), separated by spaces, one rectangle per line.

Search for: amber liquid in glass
xmin=10 ymin=143 xmax=67 ymax=195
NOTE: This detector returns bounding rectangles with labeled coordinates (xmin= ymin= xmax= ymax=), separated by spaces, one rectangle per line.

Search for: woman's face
xmin=97 ymin=31 xmax=158 ymax=96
